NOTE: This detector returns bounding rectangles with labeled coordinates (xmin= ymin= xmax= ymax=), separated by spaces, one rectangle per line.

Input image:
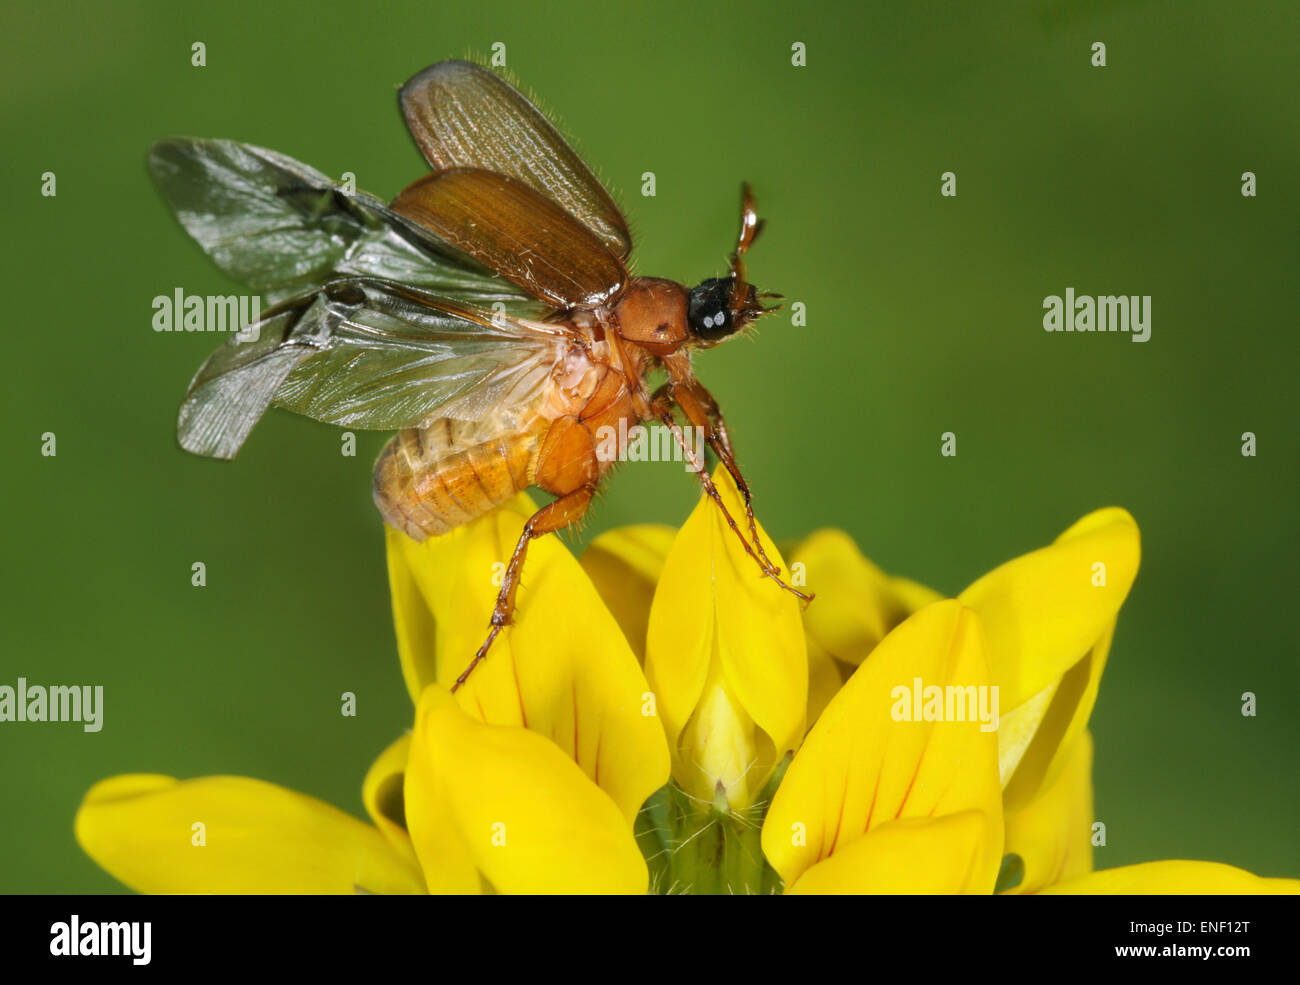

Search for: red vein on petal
xmin=571 ymin=679 xmax=580 ymax=760
xmin=863 ymin=728 xmax=893 ymax=833
xmin=925 ymin=774 xmax=956 ymax=817
xmin=815 ymin=824 xmax=825 ymax=862
xmin=894 ymin=755 xmax=925 ymax=820
xmin=1050 ymin=840 xmax=1071 ymax=886
xmin=815 ymin=775 xmax=828 ymax=861
xmin=863 ymin=766 xmax=884 ymax=833
xmin=826 ymin=771 xmax=850 ymax=857
xmin=511 ymin=647 xmax=528 ymax=728
xmin=895 ymin=706 xmax=937 ymax=819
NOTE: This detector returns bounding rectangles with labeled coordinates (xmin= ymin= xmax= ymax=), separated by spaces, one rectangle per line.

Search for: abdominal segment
xmin=373 ymin=420 xmax=542 ymax=541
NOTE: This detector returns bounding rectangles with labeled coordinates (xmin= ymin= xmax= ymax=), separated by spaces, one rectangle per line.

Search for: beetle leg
xmin=655 ymin=407 xmax=812 ymax=607
xmin=452 ymin=485 xmax=596 ymax=692
xmin=672 ymin=382 xmax=793 ymax=590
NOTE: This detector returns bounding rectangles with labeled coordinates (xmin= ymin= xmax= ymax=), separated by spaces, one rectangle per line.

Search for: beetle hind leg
xmin=451 ymin=485 xmax=596 ymax=692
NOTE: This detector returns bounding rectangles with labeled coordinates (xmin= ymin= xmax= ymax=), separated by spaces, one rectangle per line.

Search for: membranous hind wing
xmin=178 ymin=278 xmax=566 ymax=460
xmin=400 ymin=60 xmax=632 ymax=261
xmin=149 ymin=138 xmax=538 ymax=311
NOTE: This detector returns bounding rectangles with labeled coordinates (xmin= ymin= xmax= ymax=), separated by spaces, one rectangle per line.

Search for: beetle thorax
xmin=610 ymin=277 xmax=690 ymax=355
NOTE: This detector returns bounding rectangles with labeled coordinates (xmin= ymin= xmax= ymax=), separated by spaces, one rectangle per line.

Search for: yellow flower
xmin=640 ymin=468 xmax=806 ymax=812
xmin=590 ymin=477 xmax=1298 ymax=894
xmin=75 ymin=466 xmax=1299 ymax=895
xmin=77 ymin=493 xmax=669 ymax=895
xmin=761 ymin=599 xmax=1003 ymax=893
xmin=759 ymin=505 xmax=1296 ymax=894
xmin=384 ymin=500 xmax=670 ymax=833
xmin=75 ymin=771 xmax=426 ymax=895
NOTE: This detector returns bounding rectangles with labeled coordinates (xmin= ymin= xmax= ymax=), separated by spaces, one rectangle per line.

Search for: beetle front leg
xmin=652 ymin=387 xmax=811 ymax=607
xmin=671 ymin=382 xmax=790 ymax=586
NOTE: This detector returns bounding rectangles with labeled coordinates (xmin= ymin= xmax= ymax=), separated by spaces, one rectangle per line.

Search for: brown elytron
xmin=159 ymin=60 xmax=809 ymax=691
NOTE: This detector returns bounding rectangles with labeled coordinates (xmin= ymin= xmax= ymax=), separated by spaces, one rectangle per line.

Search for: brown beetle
xmin=153 ymin=60 xmax=808 ymax=689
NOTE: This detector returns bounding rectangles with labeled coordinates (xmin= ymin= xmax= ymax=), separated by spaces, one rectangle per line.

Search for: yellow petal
xmin=762 ymin=600 xmax=1003 ymax=892
xmin=579 ymin=524 xmax=677 ymax=663
xmin=890 ymin=576 xmax=946 ymax=614
xmin=404 ymin=686 xmax=648 ymax=894
xmin=805 ymin=638 xmax=844 ymax=729
xmin=1002 ymin=733 xmax=1094 ymax=894
xmin=361 ymin=733 xmax=420 ymax=872
xmin=398 ymin=703 xmax=482 ymax=895
xmin=789 ymin=531 xmax=941 ymax=729
xmin=1041 ymin=860 xmax=1300 ymax=894
xmin=959 ymin=507 xmax=1139 ymax=712
xmin=387 ymin=496 xmax=668 ymax=824
xmin=75 ymin=774 xmax=424 ymax=894
xmin=789 ymin=530 xmax=904 ymax=665
xmin=786 ymin=811 xmax=991 ymax=894
xmin=1002 ymin=622 xmax=1113 ymax=809
xmin=645 ymin=465 xmax=806 ymax=808
xmin=789 ymin=529 xmax=941 ymax=669
xmin=960 ymin=508 xmax=1137 ymax=795
xmin=387 ymin=524 xmax=438 ymax=703
xmin=676 ymin=653 xmax=765 ymax=808
xmin=996 ymin=680 xmax=1058 ymax=787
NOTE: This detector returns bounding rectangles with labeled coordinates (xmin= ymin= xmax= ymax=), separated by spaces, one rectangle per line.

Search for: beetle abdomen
xmin=373 ymin=420 xmax=541 ymax=541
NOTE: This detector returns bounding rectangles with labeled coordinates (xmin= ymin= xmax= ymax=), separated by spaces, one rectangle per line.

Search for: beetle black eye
xmin=688 ymin=278 xmax=736 ymax=341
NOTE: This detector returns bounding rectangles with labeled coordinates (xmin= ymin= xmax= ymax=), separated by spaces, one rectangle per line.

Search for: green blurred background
xmin=2 ymin=0 xmax=1296 ymax=890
